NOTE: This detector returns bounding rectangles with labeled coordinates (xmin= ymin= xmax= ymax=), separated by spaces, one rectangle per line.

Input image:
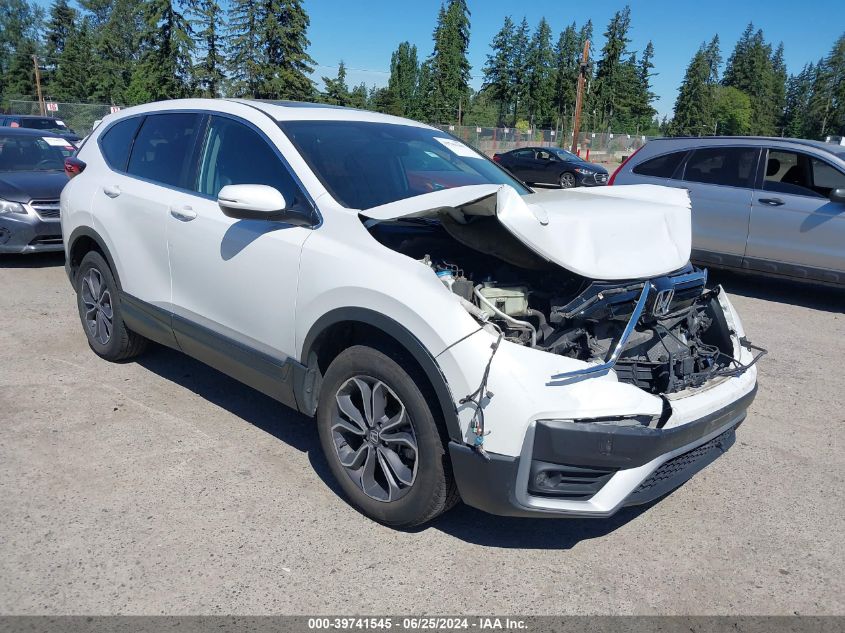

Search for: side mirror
xmin=829 ymin=188 xmax=845 ymax=204
xmin=217 ymin=184 xmax=314 ymax=226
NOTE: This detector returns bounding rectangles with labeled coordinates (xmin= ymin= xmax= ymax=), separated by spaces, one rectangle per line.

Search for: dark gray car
xmin=0 ymin=127 xmax=75 ymax=253
xmin=611 ymin=136 xmax=845 ymax=287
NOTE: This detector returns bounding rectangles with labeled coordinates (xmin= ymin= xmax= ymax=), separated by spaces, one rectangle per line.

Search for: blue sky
xmin=34 ymin=0 xmax=845 ymax=118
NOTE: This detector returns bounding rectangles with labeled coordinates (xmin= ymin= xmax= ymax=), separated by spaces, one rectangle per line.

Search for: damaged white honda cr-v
xmin=62 ymin=99 xmax=764 ymax=527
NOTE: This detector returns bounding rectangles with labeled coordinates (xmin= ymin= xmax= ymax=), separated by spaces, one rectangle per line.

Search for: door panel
xmin=167 ymin=115 xmax=313 ymax=361
xmin=94 ymin=112 xmax=202 ymax=305
xmin=746 ymin=149 xmax=845 ymax=278
xmin=677 ymin=146 xmax=760 ymax=260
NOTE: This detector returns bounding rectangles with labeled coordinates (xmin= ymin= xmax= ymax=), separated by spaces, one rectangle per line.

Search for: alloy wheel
xmin=81 ymin=268 xmax=113 ymax=345
xmin=560 ymin=172 xmax=576 ymax=188
xmin=331 ymin=375 xmax=418 ymax=502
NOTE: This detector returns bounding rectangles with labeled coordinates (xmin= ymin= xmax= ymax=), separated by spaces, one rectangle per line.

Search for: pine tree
xmin=0 ymin=0 xmax=44 ymax=103
xmin=190 ymin=0 xmax=225 ymax=97
xmin=45 ymin=0 xmax=76 ymax=74
xmin=226 ymin=0 xmax=262 ymax=97
xmin=322 ymin=60 xmax=350 ymax=106
xmin=88 ymin=0 xmax=145 ymax=104
xmin=388 ymin=42 xmax=419 ymax=117
xmin=671 ymin=45 xmax=716 ymax=136
xmin=4 ymin=38 xmax=38 ymax=100
xmin=805 ymin=34 xmax=845 ymax=138
xmin=723 ymin=24 xmax=783 ymax=135
xmin=348 ymin=82 xmax=369 ymax=110
xmin=525 ymin=17 xmax=554 ymax=127
xmin=592 ymin=6 xmax=632 ymax=130
xmin=782 ymin=63 xmax=815 ymax=137
xmin=627 ymin=41 xmax=657 ymax=133
xmin=483 ymin=16 xmax=515 ymax=125
xmin=426 ymin=0 xmax=471 ymax=123
xmin=509 ymin=17 xmax=530 ymax=125
xmin=552 ymin=22 xmax=579 ymax=128
xmin=50 ymin=20 xmax=96 ymax=101
xmin=126 ymin=0 xmax=195 ymax=104
xmin=227 ymin=0 xmax=315 ymax=100
xmin=263 ymin=0 xmax=315 ymax=99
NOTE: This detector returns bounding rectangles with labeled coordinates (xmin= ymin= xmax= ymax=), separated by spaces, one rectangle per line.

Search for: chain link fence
xmin=435 ymin=124 xmax=652 ymax=164
xmin=3 ymin=101 xmax=654 ymax=165
xmin=6 ymin=101 xmax=123 ymax=136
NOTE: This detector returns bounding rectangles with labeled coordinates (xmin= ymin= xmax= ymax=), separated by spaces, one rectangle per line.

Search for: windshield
xmin=279 ymin=120 xmax=531 ymax=209
xmin=0 ymin=135 xmax=74 ymax=171
xmin=550 ymin=147 xmax=584 ymax=162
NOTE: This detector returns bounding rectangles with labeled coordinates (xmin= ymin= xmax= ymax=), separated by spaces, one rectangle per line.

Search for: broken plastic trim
xmin=549 ymin=283 xmax=650 ymax=383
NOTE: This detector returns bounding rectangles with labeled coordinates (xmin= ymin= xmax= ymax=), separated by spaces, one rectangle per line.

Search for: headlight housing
xmin=0 ymin=199 xmax=27 ymax=215
xmin=574 ymin=167 xmax=596 ymax=175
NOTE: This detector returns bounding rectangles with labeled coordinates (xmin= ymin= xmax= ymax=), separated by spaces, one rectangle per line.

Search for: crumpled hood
xmin=361 ymin=183 xmax=691 ymax=280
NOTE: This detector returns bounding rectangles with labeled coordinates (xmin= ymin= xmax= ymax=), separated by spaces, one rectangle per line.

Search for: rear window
xmin=99 ymin=117 xmax=142 ymax=171
xmin=126 ymin=113 xmax=201 ymax=188
xmin=632 ymin=151 xmax=686 ymax=178
xmin=682 ymin=147 xmax=758 ymax=188
xmin=18 ymin=118 xmax=70 ymax=132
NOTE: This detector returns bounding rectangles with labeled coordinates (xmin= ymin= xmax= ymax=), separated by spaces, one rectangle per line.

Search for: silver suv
xmin=611 ymin=137 xmax=845 ymax=287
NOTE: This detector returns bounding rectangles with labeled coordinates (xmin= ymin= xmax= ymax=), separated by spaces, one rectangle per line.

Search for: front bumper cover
xmin=0 ymin=211 xmax=63 ymax=254
xmin=450 ymin=383 xmax=756 ymax=518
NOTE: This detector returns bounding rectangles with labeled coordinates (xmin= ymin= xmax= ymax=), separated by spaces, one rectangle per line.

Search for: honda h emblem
xmin=653 ymin=289 xmax=674 ymax=317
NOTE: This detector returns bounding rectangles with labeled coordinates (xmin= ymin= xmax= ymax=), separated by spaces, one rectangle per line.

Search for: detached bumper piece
xmin=449 ymin=384 xmax=756 ymax=518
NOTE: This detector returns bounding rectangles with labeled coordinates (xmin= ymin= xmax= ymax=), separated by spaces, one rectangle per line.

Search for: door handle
xmin=103 ymin=185 xmax=121 ymax=198
xmin=758 ymin=197 xmax=785 ymax=206
xmin=170 ymin=205 xmax=197 ymax=221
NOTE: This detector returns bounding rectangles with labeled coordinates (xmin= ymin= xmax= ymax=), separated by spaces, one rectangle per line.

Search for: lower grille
xmin=30 ymin=199 xmax=61 ymax=219
xmin=634 ymin=428 xmax=734 ymax=493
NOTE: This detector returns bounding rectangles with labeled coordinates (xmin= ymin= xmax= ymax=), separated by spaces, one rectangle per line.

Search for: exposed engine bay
xmin=368 ymin=215 xmax=760 ymax=395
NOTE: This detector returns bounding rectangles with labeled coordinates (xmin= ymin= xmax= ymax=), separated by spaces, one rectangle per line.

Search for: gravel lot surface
xmin=1 ymin=253 xmax=843 ymax=615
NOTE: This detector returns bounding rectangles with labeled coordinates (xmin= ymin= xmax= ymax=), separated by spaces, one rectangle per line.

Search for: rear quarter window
xmin=99 ymin=117 xmax=142 ymax=171
xmin=682 ymin=146 xmax=759 ymax=188
xmin=632 ymin=150 xmax=687 ymax=178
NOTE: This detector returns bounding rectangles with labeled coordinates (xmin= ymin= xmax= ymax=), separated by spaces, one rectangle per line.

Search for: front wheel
xmin=316 ymin=345 xmax=458 ymax=527
xmin=559 ymin=172 xmax=577 ymax=188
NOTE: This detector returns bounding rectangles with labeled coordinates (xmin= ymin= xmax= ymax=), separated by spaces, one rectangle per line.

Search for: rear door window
xmin=99 ymin=117 xmax=142 ymax=171
xmin=632 ymin=150 xmax=687 ymax=178
xmin=683 ymin=147 xmax=758 ymax=188
xmin=126 ymin=113 xmax=201 ymax=188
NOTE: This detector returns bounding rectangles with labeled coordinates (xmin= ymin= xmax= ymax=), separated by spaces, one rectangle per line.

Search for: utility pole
xmin=32 ymin=55 xmax=45 ymax=116
xmin=570 ymin=39 xmax=590 ymax=154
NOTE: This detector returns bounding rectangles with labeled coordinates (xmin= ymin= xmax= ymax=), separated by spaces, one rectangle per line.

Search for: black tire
xmin=316 ymin=345 xmax=458 ymax=527
xmin=75 ymin=251 xmax=147 ymax=361
xmin=559 ymin=171 xmax=577 ymax=188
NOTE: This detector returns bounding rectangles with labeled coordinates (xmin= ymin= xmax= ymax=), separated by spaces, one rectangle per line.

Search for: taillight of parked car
xmin=607 ymin=144 xmax=644 ymax=185
xmin=64 ymin=157 xmax=86 ymax=179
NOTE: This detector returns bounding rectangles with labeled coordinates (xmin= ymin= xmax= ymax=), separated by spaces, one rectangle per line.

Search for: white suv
xmin=61 ymin=99 xmax=762 ymax=527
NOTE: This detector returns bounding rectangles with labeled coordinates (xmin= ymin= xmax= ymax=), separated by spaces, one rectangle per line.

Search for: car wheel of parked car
xmin=317 ymin=345 xmax=458 ymax=527
xmin=559 ymin=172 xmax=576 ymax=188
xmin=75 ymin=251 xmax=147 ymax=361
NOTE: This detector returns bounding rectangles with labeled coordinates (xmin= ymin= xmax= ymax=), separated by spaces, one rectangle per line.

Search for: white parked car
xmin=61 ymin=99 xmax=762 ymax=526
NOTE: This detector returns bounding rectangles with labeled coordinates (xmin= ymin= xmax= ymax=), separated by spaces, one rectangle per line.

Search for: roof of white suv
xmin=101 ymin=98 xmax=432 ymax=129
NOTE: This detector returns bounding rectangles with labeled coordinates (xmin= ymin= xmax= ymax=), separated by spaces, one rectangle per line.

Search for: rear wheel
xmin=316 ymin=345 xmax=457 ymax=527
xmin=559 ymin=171 xmax=577 ymax=188
xmin=75 ymin=251 xmax=147 ymax=361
